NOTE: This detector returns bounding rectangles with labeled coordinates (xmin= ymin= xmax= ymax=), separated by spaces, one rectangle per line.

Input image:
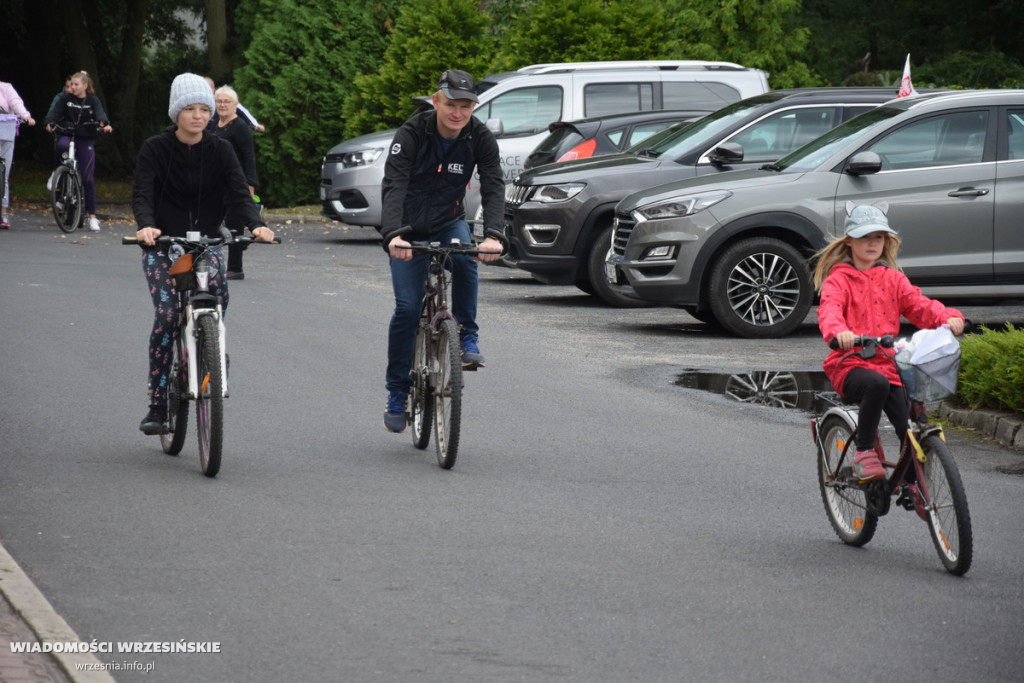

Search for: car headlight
xmin=632 ymin=190 xmax=732 ymax=222
xmin=341 ymin=148 xmax=384 ymax=168
xmin=530 ymin=183 xmax=586 ymax=203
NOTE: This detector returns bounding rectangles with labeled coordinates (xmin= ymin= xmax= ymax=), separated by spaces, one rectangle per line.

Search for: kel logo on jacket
xmin=447 ymin=162 xmax=465 ymax=175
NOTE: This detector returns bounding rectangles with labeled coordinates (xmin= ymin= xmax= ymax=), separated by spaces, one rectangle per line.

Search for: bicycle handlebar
xmin=405 ymin=239 xmax=505 ymax=257
xmin=828 ymin=334 xmax=895 ymax=351
xmin=122 ymin=227 xmax=280 ymax=248
xmin=48 ymin=121 xmax=107 ymax=135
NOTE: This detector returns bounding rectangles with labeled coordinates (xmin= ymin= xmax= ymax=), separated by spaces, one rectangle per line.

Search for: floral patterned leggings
xmin=142 ymin=247 xmax=229 ymax=405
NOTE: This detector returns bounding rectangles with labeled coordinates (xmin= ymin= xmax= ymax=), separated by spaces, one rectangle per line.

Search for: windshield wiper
xmin=760 ymin=162 xmax=782 ymax=172
xmin=635 ymin=148 xmax=662 ymax=158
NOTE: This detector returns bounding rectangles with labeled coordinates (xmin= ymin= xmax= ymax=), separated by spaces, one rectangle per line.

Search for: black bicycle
xmin=811 ymin=333 xmax=973 ymax=575
xmin=406 ymin=239 xmax=492 ymax=469
xmin=124 ymin=226 xmax=275 ymax=477
xmin=48 ymin=122 xmax=101 ymax=233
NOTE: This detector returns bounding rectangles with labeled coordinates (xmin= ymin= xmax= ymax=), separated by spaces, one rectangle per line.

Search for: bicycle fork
xmin=181 ymin=307 xmax=228 ymax=399
xmin=183 ymin=264 xmax=228 ymax=399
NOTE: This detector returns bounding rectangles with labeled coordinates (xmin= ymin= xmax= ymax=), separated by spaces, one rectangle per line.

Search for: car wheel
xmin=707 ymin=237 xmax=812 ymax=338
xmin=587 ymin=223 xmax=655 ymax=308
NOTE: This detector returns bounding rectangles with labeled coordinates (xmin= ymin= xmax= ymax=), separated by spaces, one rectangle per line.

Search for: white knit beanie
xmin=168 ymin=73 xmax=215 ymax=122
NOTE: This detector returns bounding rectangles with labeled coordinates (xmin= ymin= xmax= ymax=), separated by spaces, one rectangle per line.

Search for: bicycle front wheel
xmin=410 ymin=323 xmax=432 ymax=450
xmin=51 ymin=166 xmax=82 ymax=234
xmin=195 ymin=315 xmax=224 ymax=477
xmin=817 ymin=415 xmax=878 ymax=546
xmin=160 ymin=340 xmax=190 ymax=455
xmin=433 ymin=318 xmax=462 ymax=469
xmin=918 ymin=435 xmax=973 ymax=575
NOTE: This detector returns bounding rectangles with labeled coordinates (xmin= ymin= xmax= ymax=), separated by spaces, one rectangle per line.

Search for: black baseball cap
xmin=438 ymin=70 xmax=478 ymax=102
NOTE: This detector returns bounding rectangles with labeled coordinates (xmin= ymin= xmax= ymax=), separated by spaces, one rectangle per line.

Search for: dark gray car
xmin=608 ymin=90 xmax=1024 ymax=337
xmin=504 ymin=88 xmax=897 ymax=306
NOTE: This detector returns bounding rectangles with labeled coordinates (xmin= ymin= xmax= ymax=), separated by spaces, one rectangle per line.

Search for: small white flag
xmin=898 ymin=53 xmax=918 ymax=98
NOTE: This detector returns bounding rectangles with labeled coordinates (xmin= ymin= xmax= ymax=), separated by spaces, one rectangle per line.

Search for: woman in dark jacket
xmin=132 ymin=73 xmax=273 ymax=434
xmin=208 ymin=85 xmax=260 ymax=279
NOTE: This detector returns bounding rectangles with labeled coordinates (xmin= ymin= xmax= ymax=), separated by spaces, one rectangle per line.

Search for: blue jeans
xmin=386 ymin=220 xmax=478 ymax=393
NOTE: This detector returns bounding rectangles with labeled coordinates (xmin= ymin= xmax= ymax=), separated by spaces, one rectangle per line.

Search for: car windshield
xmin=628 ymin=93 xmax=782 ymax=159
xmin=771 ymin=105 xmax=904 ymax=172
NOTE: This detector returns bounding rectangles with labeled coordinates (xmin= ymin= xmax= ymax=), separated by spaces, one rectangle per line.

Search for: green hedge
xmin=953 ymin=324 xmax=1024 ymax=415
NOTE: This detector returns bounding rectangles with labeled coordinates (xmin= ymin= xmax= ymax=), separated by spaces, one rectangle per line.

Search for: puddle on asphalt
xmin=674 ymin=369 xmax=836 ymax=414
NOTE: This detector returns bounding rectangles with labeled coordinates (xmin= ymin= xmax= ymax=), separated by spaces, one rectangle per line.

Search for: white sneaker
xmin=46 ymin=170 xmax=57 ymax=191
xmin=88 ymin=217 xmax=101 ymax=232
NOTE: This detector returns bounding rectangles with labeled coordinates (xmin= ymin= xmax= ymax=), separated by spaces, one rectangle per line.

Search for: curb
xmin=0 ymin=543 xmax=114 ymax=683
xmin=936 ymin=402 xmax=1024 ymax=451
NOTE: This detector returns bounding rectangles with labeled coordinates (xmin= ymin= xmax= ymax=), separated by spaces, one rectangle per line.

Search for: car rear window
xmin=663 ymin=82 xmax=742 ymax=111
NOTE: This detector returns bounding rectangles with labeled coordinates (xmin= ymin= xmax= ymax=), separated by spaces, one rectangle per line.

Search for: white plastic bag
xmin=908 ymin=326 xmax=960 ymax=364
xmin=895 ymin=326 xmax=961 ymax=401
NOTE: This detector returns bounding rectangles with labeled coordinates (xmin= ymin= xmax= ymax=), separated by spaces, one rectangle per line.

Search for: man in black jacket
xmin=380 ymin=69 xmax=504 ymax=433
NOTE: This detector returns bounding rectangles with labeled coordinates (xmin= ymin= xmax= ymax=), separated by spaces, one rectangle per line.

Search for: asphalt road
xmin=2 ymin=207 xmax=1023 ymax=682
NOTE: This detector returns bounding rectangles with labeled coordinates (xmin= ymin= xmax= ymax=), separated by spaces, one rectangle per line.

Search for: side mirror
xmin=846 ymin=151 xmax=882 ymax=176
xmin=485 ymin=118 xmax=504 ymax=137
xmin=708 ymin=142 xmax=744 ymax=166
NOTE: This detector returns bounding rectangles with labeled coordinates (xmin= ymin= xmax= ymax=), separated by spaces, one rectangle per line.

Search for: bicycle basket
xmin=169 ymin=252 xmax=197 ymax=291
xmin=896 ymin=346 xmax=961 ymax=402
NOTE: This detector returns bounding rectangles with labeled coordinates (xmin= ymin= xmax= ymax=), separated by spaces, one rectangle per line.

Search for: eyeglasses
xmin=215 ymin=100 xmax=234 ymax=105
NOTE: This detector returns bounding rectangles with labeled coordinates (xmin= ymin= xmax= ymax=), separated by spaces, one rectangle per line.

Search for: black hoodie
xmin=132 ymin=129 xmax=262 ymax=238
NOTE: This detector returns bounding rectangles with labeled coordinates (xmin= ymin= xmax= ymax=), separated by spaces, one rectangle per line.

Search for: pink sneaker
xmin=852 ymin=449 xmax=886 ymax=480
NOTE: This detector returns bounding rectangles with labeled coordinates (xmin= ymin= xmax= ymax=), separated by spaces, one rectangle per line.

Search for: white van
xmin=319 ymin=61 xmax=770 ymax=227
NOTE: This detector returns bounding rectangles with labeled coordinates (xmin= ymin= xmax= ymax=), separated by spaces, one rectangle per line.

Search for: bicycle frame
xmin=812 ymin=397 xmax=940 ymax=519
xmin=177 ymin=244 xmax=229 ymax=400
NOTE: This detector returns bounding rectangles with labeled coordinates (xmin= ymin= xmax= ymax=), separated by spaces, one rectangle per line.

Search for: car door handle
xmin=947 ymin=187 xmax=990 ymax=197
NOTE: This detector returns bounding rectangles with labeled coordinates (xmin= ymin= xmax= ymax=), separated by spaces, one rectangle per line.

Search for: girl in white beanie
xmin=130 ymin=73 xmax=274 ymax=435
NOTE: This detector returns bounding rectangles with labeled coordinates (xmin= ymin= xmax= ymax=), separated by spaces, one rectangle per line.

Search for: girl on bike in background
xmin=132 ymin=73 xmax=274 ymax=434
xmin=812 ymin=203 xmax=964 ymax=481
xmin=44 ymin=70 xmax=112 ymax=232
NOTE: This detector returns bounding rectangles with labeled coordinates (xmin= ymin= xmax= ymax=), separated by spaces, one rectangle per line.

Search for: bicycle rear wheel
xmin=918 ymin=435 xmax=973 ymax=575
xmin=410 ymin=323 xmax=433 ymax=450
xmin=817 ymin=415 xmax=878 ymax=546
xmin=160 ymin=340 xmax=190 ymax=455
xmin=51 ymin=166 xmax=82 ymax=234
xmin=195 ymin=315 xmax=224 ymax=477
xmin=433 ymin=318 xmax=462 ymax=469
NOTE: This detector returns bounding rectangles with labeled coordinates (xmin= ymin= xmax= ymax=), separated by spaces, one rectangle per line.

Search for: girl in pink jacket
xmin=0 ymin=80 xmax=36 ymax=228
xmin=812 ymin=203 xmax=964 ymax=481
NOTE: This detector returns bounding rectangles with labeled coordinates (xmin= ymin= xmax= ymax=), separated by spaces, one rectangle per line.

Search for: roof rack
xmin=517 ymin=60 xmax=751 ymax=74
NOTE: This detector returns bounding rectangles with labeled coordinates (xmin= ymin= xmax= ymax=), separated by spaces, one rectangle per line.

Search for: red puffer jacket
xmin=818 ymin=262 xmax=962 ymax=396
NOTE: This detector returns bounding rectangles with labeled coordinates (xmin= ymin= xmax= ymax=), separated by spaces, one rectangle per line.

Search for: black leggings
xmin=842 ymin=368 xmax=909 ymax=451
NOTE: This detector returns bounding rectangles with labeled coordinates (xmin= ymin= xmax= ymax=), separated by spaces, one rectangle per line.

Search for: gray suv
xmin=608 ymin=90 xmax=1024 ymax=337
xmin=504 ymin=88 xmax=896 ymax=306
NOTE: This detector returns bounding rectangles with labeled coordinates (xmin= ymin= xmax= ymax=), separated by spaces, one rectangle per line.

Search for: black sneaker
xmin=139 ymin=406 xmax=169 ymax=435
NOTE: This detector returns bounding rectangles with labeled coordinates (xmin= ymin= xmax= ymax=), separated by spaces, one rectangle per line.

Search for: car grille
xmin=611 ymin=215 xmax=635 ymax=256
xmin=505 ymin=183 xmax=533 ymax=207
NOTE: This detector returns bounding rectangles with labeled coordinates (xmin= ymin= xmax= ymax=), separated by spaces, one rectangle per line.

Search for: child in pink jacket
xmin=0 ymin=80 xmax=37 ymax=228
xmin=813 ymin=203 xmax=964 ymax=480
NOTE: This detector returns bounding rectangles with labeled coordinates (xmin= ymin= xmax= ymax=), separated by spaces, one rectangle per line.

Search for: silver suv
xmin=505 ymin=88 xmax=894 ymax=306
xmin=608 ymin=90 xmax=1024 ymax=337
